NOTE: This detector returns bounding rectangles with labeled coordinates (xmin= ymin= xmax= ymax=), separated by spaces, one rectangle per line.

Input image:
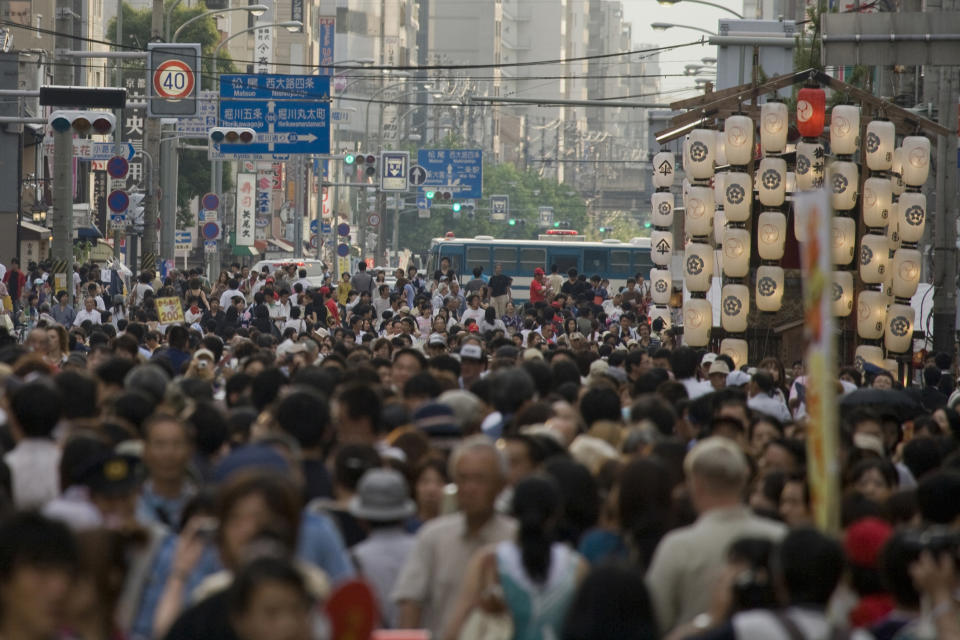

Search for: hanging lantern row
xmin=649 ymin=150 xmax=676 ymax=333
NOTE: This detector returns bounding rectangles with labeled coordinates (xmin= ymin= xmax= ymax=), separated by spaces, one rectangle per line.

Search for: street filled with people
xmin=2 ymin=256 xmax=960 ymax=640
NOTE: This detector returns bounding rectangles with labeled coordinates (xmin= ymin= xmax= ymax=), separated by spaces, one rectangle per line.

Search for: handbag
xmin=458 ymin=552 xmax=514 ymax=640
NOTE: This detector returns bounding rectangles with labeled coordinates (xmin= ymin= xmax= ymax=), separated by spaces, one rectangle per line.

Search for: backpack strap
xmin=773 ymin=610 xmax=807 ymax=640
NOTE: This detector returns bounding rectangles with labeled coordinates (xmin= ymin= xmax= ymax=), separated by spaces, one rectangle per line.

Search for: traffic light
xmin=343 ymin=153 xmax=356 ymax=176
xmin=48 ymin=110 xmax=116 ymax=135
xmin=507 ymin=218 xmax=526 ymax=227
xmin=599 ymin=226 xmax=607 ymax=233
xmin=452 ymin=202 xmax=462 ymax=213
xmin=209 ymin=127 xmax=256 ymax=144
xmin=439 ymin=191 xmax=452 ymax=201
xmin=425 ymin=190 xmax=435 ymax=200
xmin=355 ymin=153 xmax=378 ymax=177
xmin=644 ymin=221 xmax=652 ymax=229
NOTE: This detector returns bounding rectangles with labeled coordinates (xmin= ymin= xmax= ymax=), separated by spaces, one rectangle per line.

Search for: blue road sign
xmin=202 ymin=193 xmax=220 ymax=211
xmin=380 ymin=151 xmax=409 ymax=191
xmin=217 ymin=96 xmax=331 ymax=156
xmin=107 ymin=156 xmax=129 ymax=179
xmin=409 ymin=165 xmax=427 ymax=186
xmin=310 ymin=219 xmax=318 ymax=234
xmin=204 ymin=240 xmax=217 ymax=252
xmin=110 ymin=213 xmax=126 ymax=225
xmin=220 ymin=74 xmax=331 ymax=100
xmin=107 ymin=190 xmax=129 ymax=213
xmin=416 ymin=149 xmax=483 ymax=198
xmin=201 ymin=221 xmax=221 ymax=241
xmin=490 ymin=195 xmax=509 ymax=221
xmin=337 ymin=223 xmax=350 ymax=237
xmin=416 ymin=195 xmax=431 ymax=210
xmin=337 ymin=243 xmax=349 ymax=257
xmin=321 ymin=222 xmax=332 ymax=234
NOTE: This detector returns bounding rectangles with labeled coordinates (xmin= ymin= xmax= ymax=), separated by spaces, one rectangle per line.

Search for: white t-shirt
xmin=132 ymin=282 xmax=153 ymax=306
xmin=219 ymin=288 xmax=244 ymax=308
xmin=73 ymin=308 xmax=101 ymax=326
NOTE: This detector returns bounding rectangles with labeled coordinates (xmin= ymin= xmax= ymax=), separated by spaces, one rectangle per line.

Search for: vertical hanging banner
xmin=317 ymin=17 xmax=335 ymax=76
xmin=235 ymin=173 xmax=256 ymax=246
xmin=795 ymin=189 xmax=840 ymax=534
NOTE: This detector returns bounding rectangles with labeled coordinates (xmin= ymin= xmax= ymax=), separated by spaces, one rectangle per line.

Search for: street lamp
xmin=171 ymin=4 xmax=269 ymax=43
xmin=211 ymin=21 xmax=303 ymax=89
xmin=656 ymin=0 xmax=744 ymax=18
xmin=651 ymin=22 xmax=717 ymax=35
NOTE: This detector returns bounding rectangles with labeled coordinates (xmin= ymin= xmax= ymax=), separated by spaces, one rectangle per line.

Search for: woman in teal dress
xmin=442 ymin=475 xmax=588 ymax=640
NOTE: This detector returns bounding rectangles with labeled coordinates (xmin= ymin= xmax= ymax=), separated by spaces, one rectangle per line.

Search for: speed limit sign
xmin=147 ymin=43 xmax=200 ymax=117
xmin=153 ymin=60 xmax=195 ymax=100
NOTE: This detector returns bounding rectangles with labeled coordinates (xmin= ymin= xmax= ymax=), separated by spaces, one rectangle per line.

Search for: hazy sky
xmin=621 ymin=0 xmax=734 ymax=100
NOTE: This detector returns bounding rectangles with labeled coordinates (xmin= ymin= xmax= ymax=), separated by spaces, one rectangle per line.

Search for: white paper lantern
xmin=724 ymin=115 xmax=754 ymax=166
xmin=885 ymin=303 xmax=915 ymax=353
xmin=721 ymin=283 xmax=750 ymax=332
xmin=683 ymin=298 xmax=712 ymax=347
xmin=713 ymin=172 xmax=727 ymax=203
xmin=714 ymin=208 xmax=726 ymax=245
xmin=651 ymin=192 xmax=674 ymax=228
xmin=883 ymin=263 xmax=895 ymax=305
xmin=653 ymin=151 xmax=675 ymax=189
xmin=897 ymin=192 xmax=927 ymax=244
xmin=796 ymin=141 xmax=824 ymax=192
xmin=859 ymin=234 xmax=890 ymax=284
xmin=685 ymin=185 xmax=715 ymax=237
xmin=865 ymin=120 xmax=896 ymax=171
xmin=649 ymin=268 xmax=672 ymax=305
xmin=891 ymin=147 xmax=905 ymax=196
xmin=757 ymin=211 xmax=787 ymax=261
xmin=758 ymin=157 xmax=787 ymax=207
xmin=902 ymin=136 xmax=931 ymax=187
xmin=832 ymin=216 xmax=857 ymax=265
xmin=829 ymin=160 xmax=859 ymax=211
xmin=684 ymin=241 xmax=714 ymax=292
xmin=833 ymin=271 xmax=854 ymax=317
xmin=861 ymin=177 xmax=892 ymax=228
xmin=723 ymin=172 xmax=752 ymax=222
xmin=687 ymin=129 xmax=717 ymax=180
xmin=786 ymin=172 xmax=796 ymax=194
xmin=830 ymin=105 xmax=860 ymax=155
xmin=755 ymin=265 xmax=784 ymax=312
xmin=794 ymin=198 xmax=810 ymax=243
xmin=760 ymin=101 xmax=788 ymax=153
xmin=855 ymin=345 xmax=885 ymax=372
xmin=892 ymin=248 xmax=922 ymax=299
xmin=649 ymin=305 xmax=671 ymax=330
xmin=720 ymin=338 xmax=748 ymax=370
xmin=715 ymin=131 xmax=727 ymax=166
xmin=857 ymin=290 xmax=887 ymax=340
xmin=722 ymin=227 xmax=751 ymax=278
xmin=650 ymin=229 xmax=673 ymax=267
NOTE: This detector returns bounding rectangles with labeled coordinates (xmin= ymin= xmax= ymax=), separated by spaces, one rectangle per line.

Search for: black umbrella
xmin=839 ymin=387 xmax=922 ymax=419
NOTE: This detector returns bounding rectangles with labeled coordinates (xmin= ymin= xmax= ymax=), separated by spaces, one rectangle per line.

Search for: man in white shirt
xmin=460 ymin=294 xmax=485 ymax=326
xmin=4 ymin=379 xmax=62 ymax=509
xmin=672 ymin=346 xmax=713 ymax=399
xmin=73 ymin=297 xmax=102 ymax=327
xmin=602 ymin=292 xmax=624 ymax=323
xmin=219 ymin=278 xmax=245 ymax=308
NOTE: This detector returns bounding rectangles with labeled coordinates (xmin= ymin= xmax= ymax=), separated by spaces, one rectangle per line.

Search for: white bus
xmin=426 ymin=231 xmax=653 ymax=301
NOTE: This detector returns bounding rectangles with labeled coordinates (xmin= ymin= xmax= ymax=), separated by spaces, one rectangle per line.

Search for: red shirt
xmin=529 ymin=278 xmax=547 ymax=303
xmin=325 ymin=299 xmax=339 ymax=324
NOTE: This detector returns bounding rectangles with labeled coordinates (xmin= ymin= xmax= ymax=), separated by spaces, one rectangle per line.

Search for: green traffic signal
xmin=426 ymin=191 xmax=435 ymax=199
xmin=344 ymin=154 xmax=355 ymax=165
xmin=452 ymin=202 xmax=462 ymax=212
xmin=644 ymin=221 xmax=652 ymax=228
xmin=599 ymin=227 xmax=606 ymax=233
xmin=508 ymin=218 xmax=516 ymax=226
xmin=553 ymin=221 xmax=560 ymax=228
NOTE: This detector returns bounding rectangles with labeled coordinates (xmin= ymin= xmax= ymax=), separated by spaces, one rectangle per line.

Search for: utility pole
xmin=933 ymin=66 xmax=959 ymax=353
xmin=140 ymin=0 xmax=164 ymax=273
xmin=113 ymin=0 xmax=123 ymax=260
xmin=52 ymin=126 xmax=74 ymax=305
xmin=159 ymin=124 xmax=178 ymax=262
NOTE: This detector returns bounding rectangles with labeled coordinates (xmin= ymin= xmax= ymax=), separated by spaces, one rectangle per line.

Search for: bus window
xmin=550 ymin=253 xmax=578 ymax=275
xmin=583 ymin=249 xmax=607 ymax=275
xmin=632 ymin=250 xmax=653 ymax=274
xmin=493 ymin=247 xmax=517 ymax=271
xmin=519 ymin=247 xmax=547 ymax=274
xmin=466 ymin=246 xmax=492 ymax=275
xmin=610 ymin=250 xmax=631 ymax=275
xmin=438 ymin=246 xmax=464 ymax=276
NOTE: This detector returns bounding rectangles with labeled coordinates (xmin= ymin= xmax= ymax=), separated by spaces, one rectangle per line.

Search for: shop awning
xmin=267 ymin=238 xmax=294 ymax=252
xmin=76 ymin=226 xmax=102 ymax=240
xmin=232 ymin=245 xmax=260 ymax=257
xmin=19 ymin=221 xmax=49 ymax=237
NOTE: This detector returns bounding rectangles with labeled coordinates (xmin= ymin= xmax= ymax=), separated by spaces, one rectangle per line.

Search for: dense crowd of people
xmin=1 ymin=255 xmax=960 ymax=640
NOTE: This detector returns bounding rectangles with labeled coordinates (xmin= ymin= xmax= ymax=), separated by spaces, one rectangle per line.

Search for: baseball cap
xmin=460 ymin=344 xmax=484 ymax=361
xmin=701 ymin=352 xmax=718 ymax=366
xmin=726 ymin=370 xmax=751 ymax=387
xmin=82 ymin=454 xmax=140 ymax=497
xmin=709 ymin=360 xmax=731 ymax=376
xmin=428 ymin=333 xmax=446 ymax=347
xmin=534 ymin=267 xmax=545 ymax=275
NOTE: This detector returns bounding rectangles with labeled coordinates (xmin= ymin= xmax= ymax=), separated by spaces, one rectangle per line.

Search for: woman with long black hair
xmin=443 ymin=475 xmax=587 ymax=640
